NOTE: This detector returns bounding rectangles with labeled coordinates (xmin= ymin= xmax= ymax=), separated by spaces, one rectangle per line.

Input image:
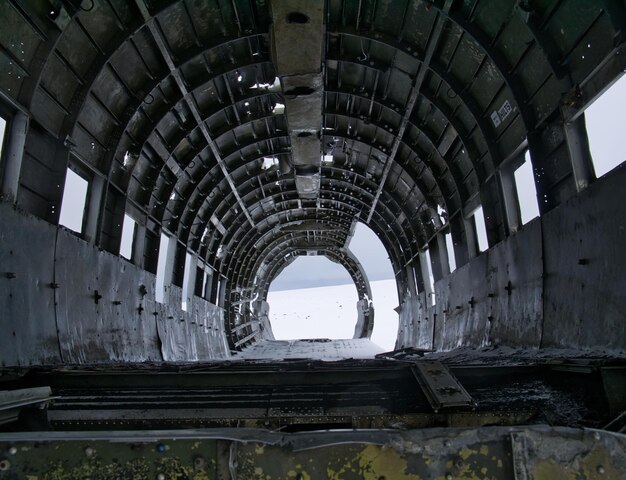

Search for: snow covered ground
xmin=267 ymin=278 xmax=399 ymax=351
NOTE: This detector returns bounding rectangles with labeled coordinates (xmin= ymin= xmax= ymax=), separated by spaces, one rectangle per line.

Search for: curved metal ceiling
xmin=1 ymin=0 xmax=624 ymax=349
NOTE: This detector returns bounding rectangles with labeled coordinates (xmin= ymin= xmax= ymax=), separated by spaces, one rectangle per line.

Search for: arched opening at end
xmin=267 ymin=256 xmax=359 ymax=340
xmin=347 ymin=222 xmax=399 ymax=351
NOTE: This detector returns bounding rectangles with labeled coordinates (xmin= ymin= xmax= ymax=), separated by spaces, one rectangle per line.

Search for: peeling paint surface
xmin=0 ymin=427 xmax=624 ymax=479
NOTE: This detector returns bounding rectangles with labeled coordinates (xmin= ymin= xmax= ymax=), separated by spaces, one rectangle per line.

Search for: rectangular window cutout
xmin=155 ymin=233 xmax=170 ymax=304
xmin=120 ymin=214 xmax=136 ymax=260
xmin=473 ymin=206 xmax=489 ymax=252
xmin=586 ymin=74 xmax=626 ymax=177
xmin=203 ymin=272 xmax=210 ymax=299
xmin=514 ymin=152 xmax=540 ymax=225
xmin=424 ymin=249 xmax=436 ymax=306
xmin=445 ymin=232 xmax=456 ymax=273
xmin=59 ymin=169 xmax=89 ymax=233
xmin=181 ymin=252 xmax=194 ymax=311
xmin=0 ymin=116 xmax=6 ymax=159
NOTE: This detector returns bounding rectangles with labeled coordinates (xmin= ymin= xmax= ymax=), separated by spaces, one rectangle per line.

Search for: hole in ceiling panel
xmin=286 ymin=12 xmax=310 ymax=24
xmin=284 ymin=86 xmax=315 ymax=96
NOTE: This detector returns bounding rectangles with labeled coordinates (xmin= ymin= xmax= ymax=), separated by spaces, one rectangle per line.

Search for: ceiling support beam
xmin=366 ymin=1 xmax=452 ymax=224
xmin=135 ymin=0 xmax=255 ymax=228
xmin=270 ymin=0 xmax=325 ymax=199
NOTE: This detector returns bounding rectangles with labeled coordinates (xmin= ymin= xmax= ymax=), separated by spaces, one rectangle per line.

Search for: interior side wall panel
xmin=55 ymin=229 xmax=162 ymax=363
xmin=542 ymin=165 xmax=626 ymax=351
xmin=0 ymin=203 xmax=61 ymax=366
xmin=0 ymin=204 xmax=231 ymax=366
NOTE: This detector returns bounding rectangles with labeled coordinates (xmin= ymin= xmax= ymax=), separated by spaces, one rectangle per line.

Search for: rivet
xmin=84 ymin=447 xmax=95 ymax=457
xmin=7 ymin=447 xmax=17 ymax=455
xmin=194 ymin=456 xmax=207 ymax=469
xmin=597 ymin=465 xmax=605 ymax=474
xmin=445 ymin=474 xmax=453 ymax=480
xmin=156 ymin=474 xmax=165 ymax=480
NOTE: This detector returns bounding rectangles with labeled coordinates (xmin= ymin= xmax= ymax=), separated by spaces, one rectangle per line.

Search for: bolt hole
xmin=284 ymin=86 xmax=315 ymax=96
xmin=287 ymin=12 xmax=309 ymax=24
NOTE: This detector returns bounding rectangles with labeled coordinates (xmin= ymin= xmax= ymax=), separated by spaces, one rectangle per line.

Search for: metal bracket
xmin=411 ymin=361 xmax=473 ymax=412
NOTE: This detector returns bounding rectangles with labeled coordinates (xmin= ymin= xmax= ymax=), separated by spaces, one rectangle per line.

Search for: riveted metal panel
xmin=154 ymin=285 xmax=230 ymax=362
xmin=486 ymin=218 xmax=543 ymax=346
xmin=0 ymin=203 xmax=61 ymax=366
xmin=54 ymin=229 xmax=160 ymax=363
xmin=432 ymin=218 xmax=543 ymax=351
xmin=434 ymin=252 xmax=491 ymax=350
xmin=543 ymin=165 xmax=626 ymax=352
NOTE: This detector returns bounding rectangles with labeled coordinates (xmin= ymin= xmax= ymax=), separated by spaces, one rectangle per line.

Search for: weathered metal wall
xmin=432 ymin=219 xmax=544 ymax=351
xmin=397 ymin=227 xmax=543 ymax=353
xmin=55 ymin=232 xmax=161 ymax=363
xmin=400 ymin=166 xmax=626 ymax=353
xmin=542 ymin=165 xmax=626 ymax=351
xmin=396 ymin=293 xmax=433 ymax=351
xmin=154 ymin=285 xmax=230 ymax=362
xmin=0 ymin=203 xmax=61 ymax=366
xmin=0 ymin=203 xmax=231 ymax=366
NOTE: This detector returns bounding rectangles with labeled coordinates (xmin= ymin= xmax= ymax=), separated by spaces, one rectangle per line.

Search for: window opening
xmin=445 ymin=233 xmax=456 ymax=272
xmin=202 ymin=271 xmax=211 ymax=299
xmin=473 ymin=206 xmax=488 ymax=252
xmin=155 ymin=233 xmax=170 ymax=303
xmin=424 ymin=249 xmax=436 ymax=306
xmin=514 ymin=152 xmax=540 ymax=225
xmin=119 ymin=214 xmax=136 ymax=260
xmin=59 ymin=168 xmax=89 ymax=233
xmin=0 ymin=116 xmax=6 ymax=159
xmin=182 ymin=252 xmax=194 ymax=311
xmin=585 ymin=74 xmax=626 ymax=177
